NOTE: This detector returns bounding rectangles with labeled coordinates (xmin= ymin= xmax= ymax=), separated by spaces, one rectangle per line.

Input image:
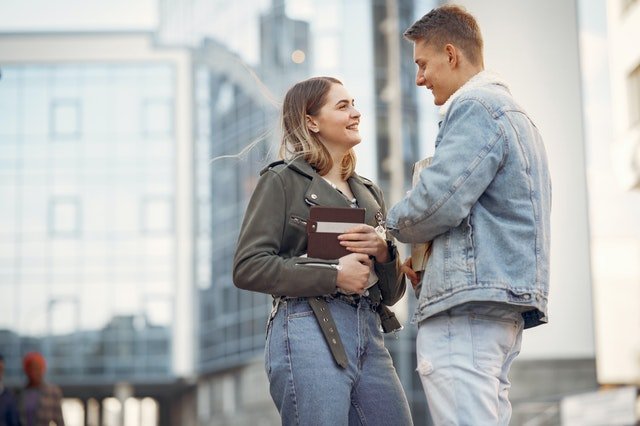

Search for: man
xmin=0 ymin=354 xmax=20 ymax=426
xmin=386 ymin=5 xmax=551 ymax=425
xmin=18 ymin=352 xmax=65 ymax=426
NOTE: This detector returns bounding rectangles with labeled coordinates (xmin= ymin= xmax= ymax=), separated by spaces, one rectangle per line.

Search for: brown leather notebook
xmin=306 ymin=206 xmax=366 ymax=259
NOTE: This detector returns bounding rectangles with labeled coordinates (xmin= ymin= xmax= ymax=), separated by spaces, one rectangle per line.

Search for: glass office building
xmin=0 ymin=33 xmax=194 ymax=423
xmin=193 ymin=39 xmax=279 ymax=373
xmin=1 ymin=61 xmax=174 ymax=378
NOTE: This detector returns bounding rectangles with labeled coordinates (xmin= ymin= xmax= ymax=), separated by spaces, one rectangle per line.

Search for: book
xmin=411 ymin=157 xmax=433 ymax=272
xmin=306 ymin=206 xmax=366 ymax=259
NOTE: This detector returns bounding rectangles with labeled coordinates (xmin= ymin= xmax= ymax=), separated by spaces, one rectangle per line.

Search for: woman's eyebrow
xmin=335 ymin=99 xmax=354 ymax=106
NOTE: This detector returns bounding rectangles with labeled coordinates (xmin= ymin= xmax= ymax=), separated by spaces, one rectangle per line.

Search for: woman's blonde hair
xmin=279 ymin=76 xmax=356 ymax=179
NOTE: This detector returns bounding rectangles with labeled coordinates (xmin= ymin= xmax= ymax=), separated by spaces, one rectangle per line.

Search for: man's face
xmin=413 ymin=40 xmax=457 ymax=106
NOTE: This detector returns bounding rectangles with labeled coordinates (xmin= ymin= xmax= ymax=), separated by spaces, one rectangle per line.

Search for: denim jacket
xmin=387 ymin=71 xmax=551 ymax=329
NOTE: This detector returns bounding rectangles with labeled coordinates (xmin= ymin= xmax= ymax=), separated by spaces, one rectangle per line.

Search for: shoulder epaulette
xmin=260 ymin=160 xmax=286 ymax=175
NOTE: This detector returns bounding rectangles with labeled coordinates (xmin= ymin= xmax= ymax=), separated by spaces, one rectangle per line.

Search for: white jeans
xmin=416 ymin=303 xmax=524 ymax=426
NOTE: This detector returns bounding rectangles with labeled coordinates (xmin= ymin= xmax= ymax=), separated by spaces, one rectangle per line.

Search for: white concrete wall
xmin=592 ymin=0 xmax=640 ymax=384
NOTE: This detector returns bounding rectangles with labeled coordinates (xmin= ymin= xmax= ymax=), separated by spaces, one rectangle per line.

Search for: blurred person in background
xmin=387 ymin=4 xmax=551 ymax=425
xmin=233 ymin=76 xmax=413 ymax=425
xmin=17 ymin=352 xmax=64 ymax=426
xmin=0 ymin=354 xmax=20 ymax=426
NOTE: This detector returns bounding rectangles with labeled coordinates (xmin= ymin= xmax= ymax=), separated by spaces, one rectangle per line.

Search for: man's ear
xmin=445 ymin=44 xmax=458 ymax=68
xmin=306 ymin=115 xmax=319 ymax=133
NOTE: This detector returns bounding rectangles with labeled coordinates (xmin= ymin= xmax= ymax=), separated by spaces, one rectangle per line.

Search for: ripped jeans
xmin=415 ymin=303 xmax=524 ymax=426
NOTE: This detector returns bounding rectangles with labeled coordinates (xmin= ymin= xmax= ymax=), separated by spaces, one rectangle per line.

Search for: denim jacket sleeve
xmin=367 ymin=183 xmax=406 ymax=306
xmin=233 ymin=169 xmax=338 ymax=297
xmin=386 ymin=98 xmax=506 ymax=243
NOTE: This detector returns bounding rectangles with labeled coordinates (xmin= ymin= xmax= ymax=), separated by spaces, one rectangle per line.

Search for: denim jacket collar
xmin=439 ymin=70 xmax=509 ymax=116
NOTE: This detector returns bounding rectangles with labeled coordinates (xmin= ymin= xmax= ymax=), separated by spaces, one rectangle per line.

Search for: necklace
xmin=322 ymin=177 xmax=358 ymax=206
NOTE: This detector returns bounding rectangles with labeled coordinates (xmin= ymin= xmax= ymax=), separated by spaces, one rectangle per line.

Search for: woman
xmin=233 ymin=77 xmax=412 ymax=425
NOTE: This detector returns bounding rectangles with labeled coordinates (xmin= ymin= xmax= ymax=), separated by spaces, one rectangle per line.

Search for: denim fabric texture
xmin=265 ymin=297 xmax=413 ymax=426
xmin=386 ymin=71 xmax=552 ymax=329
xmin=416 ymin=302 xmax=524 ymax=426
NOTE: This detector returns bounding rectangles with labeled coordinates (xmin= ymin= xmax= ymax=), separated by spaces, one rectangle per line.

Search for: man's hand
xmin=401 ymin=257 xmax=422 ymax=291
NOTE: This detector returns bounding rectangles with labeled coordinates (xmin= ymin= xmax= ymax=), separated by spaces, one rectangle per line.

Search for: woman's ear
xmin=306 ymin=115 xmax=319 ymax=133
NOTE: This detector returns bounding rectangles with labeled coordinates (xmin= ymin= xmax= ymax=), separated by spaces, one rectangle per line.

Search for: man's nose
xmin=416 ymin=71 xmax=425 ymax=86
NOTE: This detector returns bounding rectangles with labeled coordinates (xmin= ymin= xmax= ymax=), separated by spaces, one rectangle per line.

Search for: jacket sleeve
xmin=370 ymin=184 xmax=406 ymax=306
xmin=233 ymin=169 xmax=338 ymax=297
xmin=386 ymin=98 xmax=505 ymax=243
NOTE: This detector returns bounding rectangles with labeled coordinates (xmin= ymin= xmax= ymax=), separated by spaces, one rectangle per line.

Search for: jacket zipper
xmin=290 ymin=215 xmax=308 ymax=226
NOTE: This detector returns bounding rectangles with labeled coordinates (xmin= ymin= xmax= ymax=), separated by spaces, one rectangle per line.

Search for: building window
xmin=628 ymin=63 xmax=640 ymax=128
xmin=140 ymin=196 xmax=173 ymax=234
xmin=142 ymin=99 xmax=173 ymax=138
xmin=51 ymin=99 xmax=81 ymax=139
xmin=49 ymin=197 xmax=81 ymax=237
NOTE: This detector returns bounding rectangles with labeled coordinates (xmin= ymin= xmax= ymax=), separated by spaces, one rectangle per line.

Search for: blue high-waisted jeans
xmin=265 ymin=296 xmax=413 ymax=426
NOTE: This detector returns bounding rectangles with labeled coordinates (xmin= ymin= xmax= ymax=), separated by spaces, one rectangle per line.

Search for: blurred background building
xmin=0 ymin=0 xmax=638 ymax=425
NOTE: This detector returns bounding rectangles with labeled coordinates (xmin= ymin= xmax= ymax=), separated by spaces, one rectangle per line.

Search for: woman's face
xmin=309 ymin=83 xmax=361 ymax=152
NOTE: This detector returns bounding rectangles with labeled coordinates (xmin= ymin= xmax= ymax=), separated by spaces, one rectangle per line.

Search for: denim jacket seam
xmin=417 ymin=283 xmax=544 ymax=305
xmin=398 ymin=128 xmax=504 ymax=231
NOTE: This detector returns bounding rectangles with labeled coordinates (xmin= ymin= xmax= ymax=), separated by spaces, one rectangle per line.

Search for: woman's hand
xmin=401 ymin=257 xmax=421 ymax=291
xmin=335 ymin=253 xmax=372 ymax=295
xmin=338 ymin=224 xmax=389 ymax=263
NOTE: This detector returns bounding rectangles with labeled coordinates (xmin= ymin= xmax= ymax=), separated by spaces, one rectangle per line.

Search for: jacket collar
xmin=285 ymin=157 xmax=380 ymax=225
xmin=439 ymin=70 xmax=509 ymax=116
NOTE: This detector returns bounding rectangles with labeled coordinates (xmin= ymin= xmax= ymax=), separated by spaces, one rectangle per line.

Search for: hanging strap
xmin=307 ymin=296 xmax=349 ymax=369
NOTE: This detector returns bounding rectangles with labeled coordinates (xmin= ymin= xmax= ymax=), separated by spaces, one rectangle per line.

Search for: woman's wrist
xmin=375 ymin=240 xmax=392 ymax=263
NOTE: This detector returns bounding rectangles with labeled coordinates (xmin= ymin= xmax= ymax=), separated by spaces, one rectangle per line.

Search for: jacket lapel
xmin=349 ymin=175 xmax=380 ymax=226
xmin=304 ymin=177 xmax=352 ymax=207
xmin=287 ymin=158 xmax=381 ymax=220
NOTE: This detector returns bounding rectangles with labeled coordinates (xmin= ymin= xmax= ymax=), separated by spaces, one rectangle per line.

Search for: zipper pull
xmin=374 ymin=210 xmax=386 ymax=239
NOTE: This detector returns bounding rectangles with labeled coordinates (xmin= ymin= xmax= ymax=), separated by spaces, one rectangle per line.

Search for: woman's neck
xmin=323 ymin=149 xmax=348 ymax=183
xmin=323 ymin=167 xmax=344 ymax=183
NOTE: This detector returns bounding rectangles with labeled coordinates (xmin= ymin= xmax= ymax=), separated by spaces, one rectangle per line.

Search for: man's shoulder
xmin=42 ymin=382 xmax=63 ymax=397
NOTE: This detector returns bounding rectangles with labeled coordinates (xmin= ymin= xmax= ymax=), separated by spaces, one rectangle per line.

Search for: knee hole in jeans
xmin=416 ymin=358 xmax=434 ymax=376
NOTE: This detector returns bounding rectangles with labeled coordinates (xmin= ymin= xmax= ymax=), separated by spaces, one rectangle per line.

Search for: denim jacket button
xmin=523 ymin=294 xmax=531 ymax=300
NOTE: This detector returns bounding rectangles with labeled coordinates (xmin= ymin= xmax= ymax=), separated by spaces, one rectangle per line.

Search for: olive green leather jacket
xmin=233 ymin=158 xmax=406 ymax=306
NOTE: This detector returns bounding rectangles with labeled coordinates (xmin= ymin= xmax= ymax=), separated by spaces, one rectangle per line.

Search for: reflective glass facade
xmin=0 ymin=63 xmax=177 ymax=383
xmin=194 ymin=44 xmax=278 ymax=371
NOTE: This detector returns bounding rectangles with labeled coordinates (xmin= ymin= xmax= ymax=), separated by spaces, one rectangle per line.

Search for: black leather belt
xmin=330 ymin=292 xmax=377 ymax=309
xmin=309 ymin=285 xmax=402 ymax=369
xmin=276 ymin=285 xmax=402 ymax=369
